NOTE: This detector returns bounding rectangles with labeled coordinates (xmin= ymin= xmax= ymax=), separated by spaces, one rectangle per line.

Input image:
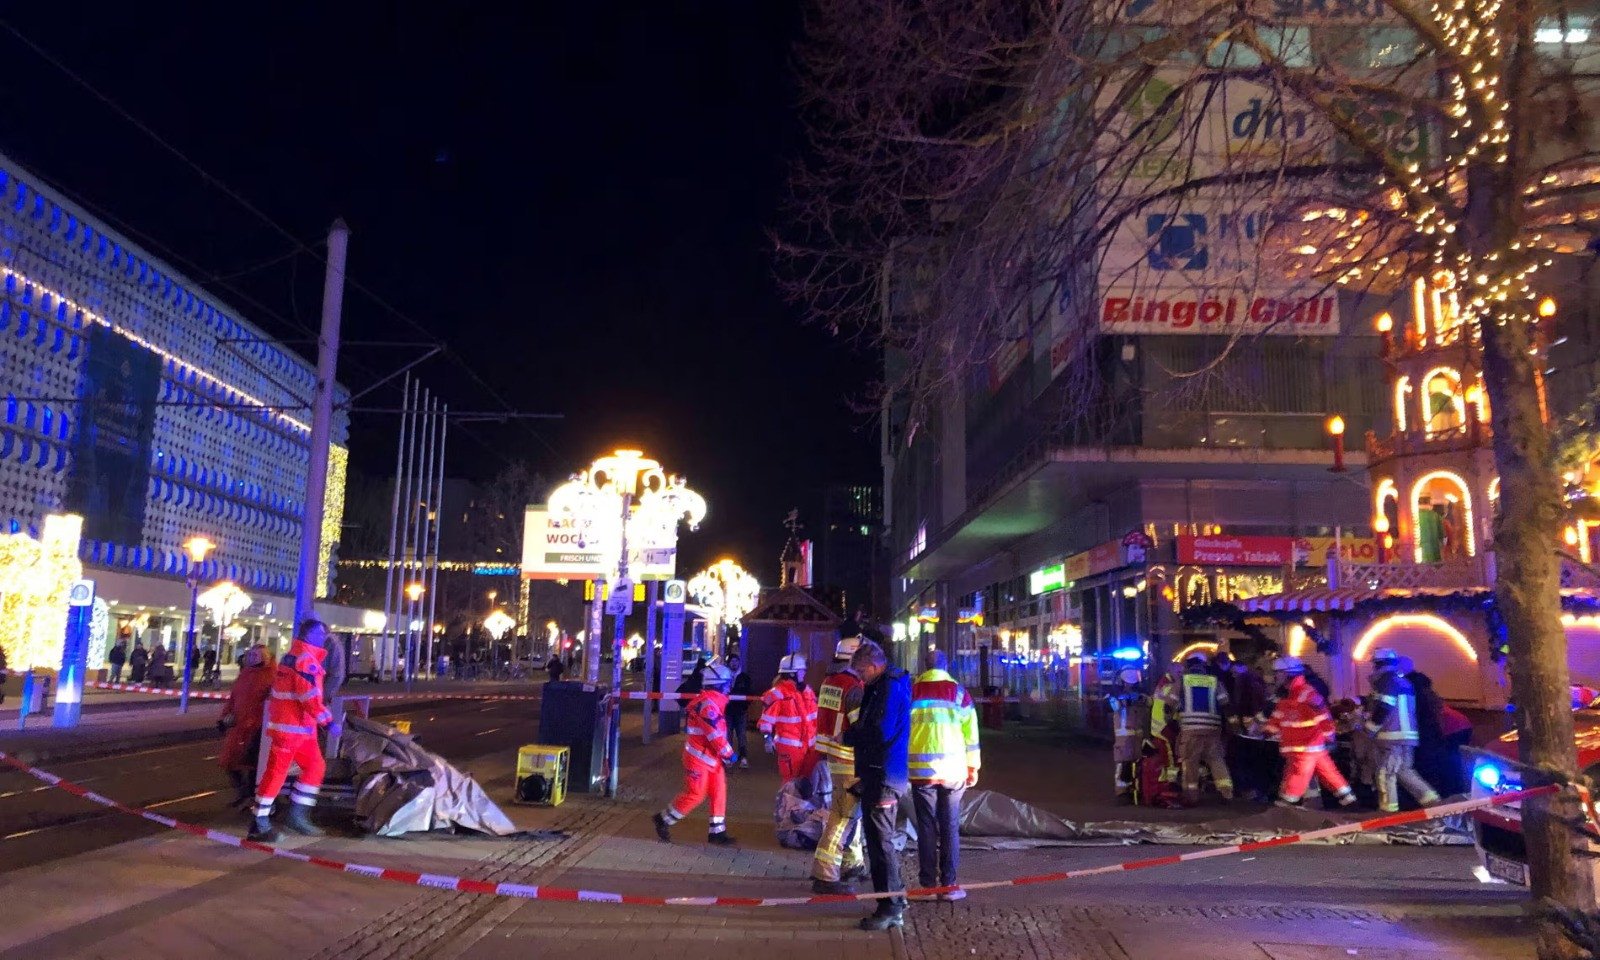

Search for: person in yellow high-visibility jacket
xmin=907 ymin=651 xmax=980 ymax=901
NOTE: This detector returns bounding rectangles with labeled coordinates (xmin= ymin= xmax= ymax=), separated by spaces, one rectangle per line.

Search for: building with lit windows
xmin=0 ymin=152 xmax=375 ymax=670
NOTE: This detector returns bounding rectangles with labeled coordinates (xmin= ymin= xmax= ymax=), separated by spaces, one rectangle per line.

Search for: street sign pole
xmin=659 ymin=579 xmax=687 ymax=736
xmin=642 ymin=579 xmax=659 ymax=744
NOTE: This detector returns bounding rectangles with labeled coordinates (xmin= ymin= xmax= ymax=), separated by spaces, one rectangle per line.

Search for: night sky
xmin=0 ymin=3 xmax=877 ymax=576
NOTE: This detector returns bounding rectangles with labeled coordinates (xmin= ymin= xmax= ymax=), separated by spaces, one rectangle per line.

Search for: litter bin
xmin=537 ymin=682 xmax=607 ymax=794
xmin=980 ymin=686 xmax=1005 ymax=729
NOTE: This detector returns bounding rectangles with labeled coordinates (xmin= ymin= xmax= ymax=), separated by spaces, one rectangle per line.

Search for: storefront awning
xmin=1239 ymin=588 xmax=1386 ymax=613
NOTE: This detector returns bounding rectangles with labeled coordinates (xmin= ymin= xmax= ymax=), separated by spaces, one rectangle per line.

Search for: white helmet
xmin=779 ymin=653 xmax=807 ymax=676
xmin=1369 ymin=648 xmax=1400 ymax=668
xmin=834 ymin=636 xmax=861 ymax=660
xmin=1118 ymin=668 xmax=1141 ymax=685
xmin=1272 ymin=656 xmax=1305 ymax=674
xmin=701 ymin=661 xmax=735 ymax=689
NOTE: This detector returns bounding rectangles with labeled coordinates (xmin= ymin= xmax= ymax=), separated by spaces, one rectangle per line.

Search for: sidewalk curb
xmin=0 ymin=695 xmax=487 ymax=767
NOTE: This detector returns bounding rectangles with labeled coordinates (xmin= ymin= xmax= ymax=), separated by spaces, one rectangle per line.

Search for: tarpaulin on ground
xmin=954 ymin=789 xmax=1470 ymax=849
xmin=340 ymin=715 xmax=518 ymax=838
xmin=774 ymin=763 xmax=831 ymax=850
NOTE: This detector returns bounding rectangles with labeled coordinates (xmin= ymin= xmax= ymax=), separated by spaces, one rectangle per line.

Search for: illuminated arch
xmin=1420 ymin=366 xmax=1466 ymax=435
xmin=1412 ymin=471 xmax=1476 ymax=559
xmin=1394 ymin=376 xmax=1412 ymax=432
xmin=1351 ymin=614 xmax=1479 ymax=663
xmin=1171 ymin=640 xmax=1219 ymax=663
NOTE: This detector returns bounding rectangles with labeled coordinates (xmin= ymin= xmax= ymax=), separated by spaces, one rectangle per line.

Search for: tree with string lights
xmin=784 ymin=2 xmax=1600 ymax=951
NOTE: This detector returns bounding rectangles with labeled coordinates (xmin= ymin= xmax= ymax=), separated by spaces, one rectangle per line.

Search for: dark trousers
xmin=858 ymin=778 xmax=906 ymax=912
xmin=727 ymin=709 xmax=749 ymax=759
xmin=911 ymin=783 xmax=965 ymax=887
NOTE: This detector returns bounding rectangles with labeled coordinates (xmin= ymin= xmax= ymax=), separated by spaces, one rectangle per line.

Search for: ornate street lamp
xmin=178 ymin=535 xmax=215 ymax=713
xmin=549 ymin=449 xmax=706 ymax=797
xmin=688 ymin=559 xmax=761 ymax=657
xmin=197 ymin=580 xmax=251 ymax=680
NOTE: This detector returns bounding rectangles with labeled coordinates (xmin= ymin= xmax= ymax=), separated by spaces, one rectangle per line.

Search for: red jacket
xmin=759 ymin=679 xmax=818 ymax=755
xmin=265 ymin=639 xmax=331 ymax=739
xmin=814 ymin=668 xmax=864 ymax=763
xmin=683 ymin=689 xmax=736 ymax=770
xmin=222 ymin=662 xmax=274 ymax=734
xmin=1261 ymin=675 xmax=1336 ymax=753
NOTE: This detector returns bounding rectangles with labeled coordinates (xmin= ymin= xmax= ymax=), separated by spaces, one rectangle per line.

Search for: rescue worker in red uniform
xmin=654 ymin=660 xmax=739 ymax=845
xmin=760 ymin=654 xmax=818 ymax=783
xmin=248 ymin=620 xmax=334 ymax=842
xmin=1259 ymin=656 xmax=1355 ymax=808
xmin=217 ymin=644 xmax=274 ymax=806
xmin=811 ymin=637 xmax=869 ymax=894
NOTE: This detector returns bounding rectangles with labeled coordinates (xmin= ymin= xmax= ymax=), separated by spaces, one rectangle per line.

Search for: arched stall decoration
xmin=1411 ymin=471 xmax=1475 ymax=562
xmin=1351 ymin=613 xmax=1482 ymax=702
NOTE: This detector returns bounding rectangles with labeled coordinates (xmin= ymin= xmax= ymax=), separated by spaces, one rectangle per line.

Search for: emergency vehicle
xmin=1467 ymin=706 xmax=1600 ymax=885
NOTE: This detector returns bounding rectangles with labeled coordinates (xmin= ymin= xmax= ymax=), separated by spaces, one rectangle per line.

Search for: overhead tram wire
xmin=0 ymin=16 xmax=555 ymax=446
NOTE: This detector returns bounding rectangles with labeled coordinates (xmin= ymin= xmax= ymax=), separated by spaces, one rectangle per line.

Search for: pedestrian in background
xmin=654 ymin=661 xmax=739 ymax=845
xmin=1166 ymin=652 xmax=1234 ymax=805
xmin=810 ymin=636 xmax=868 ymax=895
xmin=908 ymin=650 xmax=979 ymax=902
xmin=129 ymin=642 xmax=149 ymax=683
xmin=843 ymin=639 xmax=912 ymax=931
xmin=759 ymin=654 xmax=817 ymax=782
xmin=202 ymin=646 xmax=219 ymax=685
xmin=1107 ymin=667 xmax=1150 ymax=804
xmin=545 ymin=653 xmax=565 ymax=684
xmin=108 ymin=638 xmax=127 ymax=682
xmin=727 ymin=653 xmax=754 ymax=769
xmin=149 ymin=643 xmax=171 ymax=685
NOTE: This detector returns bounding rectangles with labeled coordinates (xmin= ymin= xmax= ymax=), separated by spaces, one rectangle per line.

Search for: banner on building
xmin=64 ymin=326 xmax=161 ymax=545
xmin=1177 ymin=534 xmax=1298 ymax=566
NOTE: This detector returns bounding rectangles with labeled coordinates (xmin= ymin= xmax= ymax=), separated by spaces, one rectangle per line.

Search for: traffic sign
xmin=67 ymin=580 xmax=95 ymax=606
xmin=663 ymin=579 xmax=687 ymax=608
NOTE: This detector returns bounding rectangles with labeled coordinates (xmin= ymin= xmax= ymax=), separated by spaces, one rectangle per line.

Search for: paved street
xmin=0 ymin=697 xmax=1541 ymax=960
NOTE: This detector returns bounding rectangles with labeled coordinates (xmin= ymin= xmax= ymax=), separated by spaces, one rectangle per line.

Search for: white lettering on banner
xmin=521 ymin=506 xmax=678 ymax=581
xmin=1100 ymin=293 xmax=1338 ymax=335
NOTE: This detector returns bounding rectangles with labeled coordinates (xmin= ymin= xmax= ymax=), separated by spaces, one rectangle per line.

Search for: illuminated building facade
xmin=0 ymin=152 xmax=367 ymax=664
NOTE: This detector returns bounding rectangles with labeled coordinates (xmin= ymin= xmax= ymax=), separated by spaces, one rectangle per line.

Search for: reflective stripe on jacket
xmin=1165 ymin=673 xmax=1228 ymax=729
xmin=908 ymin=669 xmax=980 ymax=785
xmin=1108 ymin=692 xmax=1151 ymax=764
xmin=683 ymin=690 xmax=735 ymax=770
xmin=759 ymin=679 xmax=818 ymax=752
xmin=265 ymin=639 xmax=329 ymax=739
xmin=814 ymin=669 xmax=864 ymax=762
xmin=1367 ymin=669 xmax=1419 ymax=743
xmin=1262 ymin=675 xmax=1336 ymax=753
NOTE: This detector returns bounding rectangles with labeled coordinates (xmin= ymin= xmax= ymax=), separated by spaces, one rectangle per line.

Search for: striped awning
xmin=1239 ymin=588 xmax=1385 ymax=613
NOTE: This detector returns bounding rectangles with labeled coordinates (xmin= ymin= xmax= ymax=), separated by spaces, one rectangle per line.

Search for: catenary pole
xmin=381 ymin=375 xmax=413 ymax=680
xmin=293 ymin=219 xmax=349 ymax=626
xmin=424 ymin=404 xmax=447 ymax=677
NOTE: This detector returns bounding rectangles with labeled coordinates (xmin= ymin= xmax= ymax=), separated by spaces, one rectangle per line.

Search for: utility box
xmin=538 ymin=681 xmax=607 ymax=794
xmin=515 ymin=744 xmax=569 ymax=806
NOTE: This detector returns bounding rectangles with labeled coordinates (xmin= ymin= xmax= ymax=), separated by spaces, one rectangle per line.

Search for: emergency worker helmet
xmin=834 ymin=636 xmax=861 ymax=660
xmin=701 ymin=661 xmax=735 ymax=689
xmin=779 ymin=654 xmax=807 ymax=676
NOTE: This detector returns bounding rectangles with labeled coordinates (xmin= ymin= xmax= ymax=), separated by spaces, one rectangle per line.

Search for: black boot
xmin=858 ymin=901 xmax=906 ymax=931
xmin=812 ymin=878 xmax=856 ymax=895
xmin=227 ymin=771 xmax=252 ymax=808
xmin=284 ymin=804 xmax=325 ymax=837
xmin=652 ymin=813 xmax=672 ymax=843
xmin=247 ymin=815 xmax=278 ymax=843
xmin=706 ymin=831 xmax=737 ymax=847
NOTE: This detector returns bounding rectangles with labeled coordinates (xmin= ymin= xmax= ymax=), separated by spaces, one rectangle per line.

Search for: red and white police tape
xmin=616 ymin=691 xmax=1025 ymax=704
xmin=0 ymin=747 xmax=1565 ymax=906
xmin=85 ymin=681 xmax=540 ymax=702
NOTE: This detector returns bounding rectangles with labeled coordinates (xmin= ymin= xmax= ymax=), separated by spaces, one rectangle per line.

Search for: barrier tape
xmin=617 ymin=691 xmax=1026 ymax=704
xmin=0 ymin=747 xmax=1562 ymax=907
xmin=86 ymin=681 xmax=539 ymax=703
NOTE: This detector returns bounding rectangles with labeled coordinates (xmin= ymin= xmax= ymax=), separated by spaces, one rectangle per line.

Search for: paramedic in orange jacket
xmin=248 ymin=620 xmax=334 ymax=842
xmin=654 ymin=660 xmax=739 ymax=845
xmin=760 ymin=654 xmax=819 ymax=783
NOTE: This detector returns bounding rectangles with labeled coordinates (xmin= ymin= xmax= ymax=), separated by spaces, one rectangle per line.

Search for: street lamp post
xmin=179 ymin=536 xmax=215 ymax=713
xmin=550 ymin=449 xmax=706 ymax=798
xmin=404 ymin=581 xmax=425 ymax=690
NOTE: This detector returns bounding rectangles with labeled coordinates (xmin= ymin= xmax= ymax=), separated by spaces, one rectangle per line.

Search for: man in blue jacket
xmin=844 ymin=639 xmax=913 ymax=931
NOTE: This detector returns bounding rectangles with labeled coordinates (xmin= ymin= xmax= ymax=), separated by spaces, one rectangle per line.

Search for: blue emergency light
xmin=1472 ymin=761 xmax=1503 ymax=791
xmin=1109 ymin=646 xmax=1144 ymax=661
